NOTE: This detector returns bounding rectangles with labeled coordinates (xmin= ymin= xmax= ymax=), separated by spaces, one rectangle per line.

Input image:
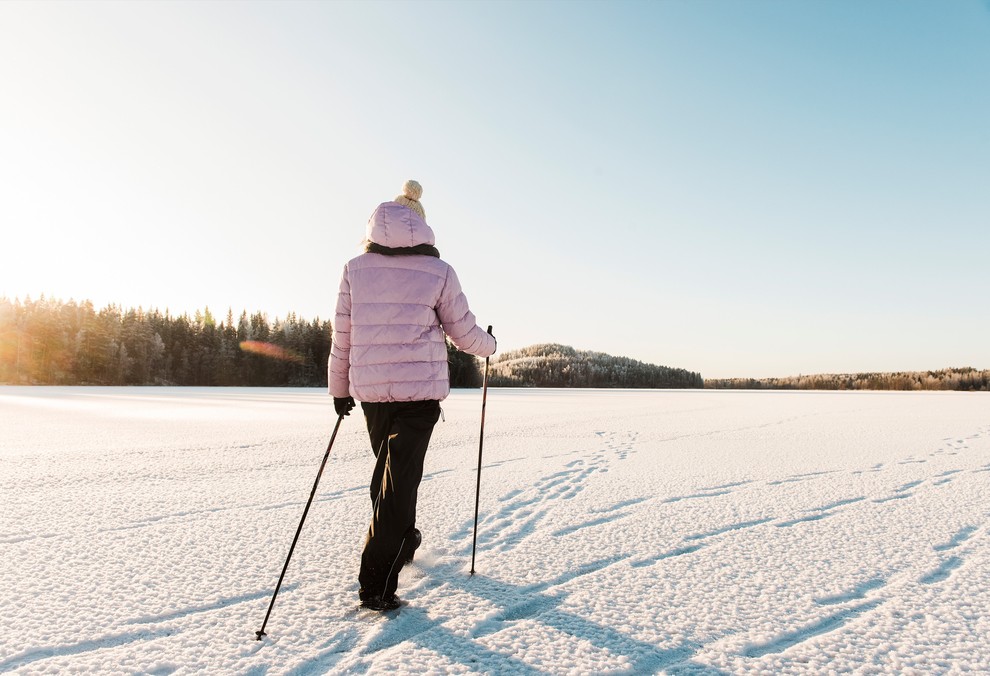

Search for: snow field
xmin=1 ymin=387 xmax=988 ymax=674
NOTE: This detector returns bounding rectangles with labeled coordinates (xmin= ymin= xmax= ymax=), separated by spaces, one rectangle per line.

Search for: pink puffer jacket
xmin=328 ymin=201 xmax=496 ymax=402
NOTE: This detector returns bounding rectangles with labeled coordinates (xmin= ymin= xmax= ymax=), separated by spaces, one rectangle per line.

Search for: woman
xmin=328 ymin=180 xmax=496 ymax=611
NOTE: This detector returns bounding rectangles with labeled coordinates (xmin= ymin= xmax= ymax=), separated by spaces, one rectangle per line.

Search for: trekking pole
xmin=470 ymin=326 xmax=493 ymax=576
xmin=255 ymin=412 xmax=345 ymax=640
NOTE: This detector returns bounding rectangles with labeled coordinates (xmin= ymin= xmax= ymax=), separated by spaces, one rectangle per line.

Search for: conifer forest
xmin=0 ymin=297 xmax=482 ymax=388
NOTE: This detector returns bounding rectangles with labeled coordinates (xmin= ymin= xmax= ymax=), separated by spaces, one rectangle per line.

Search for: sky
xmin=1 ymin=0 xmax=988 ymax=379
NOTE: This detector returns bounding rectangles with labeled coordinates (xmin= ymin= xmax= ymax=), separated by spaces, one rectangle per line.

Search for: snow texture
xmin=1 ymin=387 xmax=989 ymax=674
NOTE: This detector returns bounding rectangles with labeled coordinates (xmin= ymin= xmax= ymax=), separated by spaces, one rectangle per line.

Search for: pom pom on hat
xmin=394 ymin=179 xmax=426 ymax=218
xmin=401 ymin=179 xmax=422 ymax=200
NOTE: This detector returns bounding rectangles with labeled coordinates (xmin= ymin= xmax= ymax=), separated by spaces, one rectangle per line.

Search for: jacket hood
xmin=365 ymin=201 xmax=436 ymax=248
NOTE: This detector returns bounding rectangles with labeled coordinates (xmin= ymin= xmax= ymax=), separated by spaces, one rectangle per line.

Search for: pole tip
xmin=255 ymin=630 xmax=266 ymax=641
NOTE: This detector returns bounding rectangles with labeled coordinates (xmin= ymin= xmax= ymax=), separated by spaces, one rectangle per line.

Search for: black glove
xmin=334 ymin=396 xmax=355 ymax=417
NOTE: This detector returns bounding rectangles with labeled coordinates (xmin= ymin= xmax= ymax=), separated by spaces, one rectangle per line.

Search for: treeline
xmin=489 ymin=343 xmax=703 ymax=388
xmin=705 ymin=368 xmax=990 ymax=392
xmin=0 ymin=297 xmax=482 ymax=388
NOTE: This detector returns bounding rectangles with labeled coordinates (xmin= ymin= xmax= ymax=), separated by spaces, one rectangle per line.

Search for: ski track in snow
xmin=2 ymin=388 xmax=989 ymax=674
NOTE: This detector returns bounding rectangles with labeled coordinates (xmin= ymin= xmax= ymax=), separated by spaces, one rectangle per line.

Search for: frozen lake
xmin=1 ymin=387 xmax=988 ymax=674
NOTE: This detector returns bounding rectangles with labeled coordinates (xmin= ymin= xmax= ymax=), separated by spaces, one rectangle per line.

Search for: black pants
xmin=359 ymin=400 xmax=440 ymax=600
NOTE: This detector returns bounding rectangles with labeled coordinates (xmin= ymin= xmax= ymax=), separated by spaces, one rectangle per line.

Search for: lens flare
xmin=239 ymin=341 xmax=304 ymax=363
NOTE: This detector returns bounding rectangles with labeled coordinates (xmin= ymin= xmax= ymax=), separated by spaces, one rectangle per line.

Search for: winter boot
xmin=360 ymin=593 xmax=402 ymax=612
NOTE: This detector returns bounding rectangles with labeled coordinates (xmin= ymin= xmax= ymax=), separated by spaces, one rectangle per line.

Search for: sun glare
xmin=239 ymin=341 xmax=304 ymax=363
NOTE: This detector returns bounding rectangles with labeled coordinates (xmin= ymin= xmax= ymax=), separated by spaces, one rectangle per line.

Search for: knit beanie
xmin=393 ymin=179 xmax=426 ymax=219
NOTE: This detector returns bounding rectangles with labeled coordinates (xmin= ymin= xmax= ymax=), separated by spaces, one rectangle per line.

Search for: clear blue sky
xmin=2 ymin=0 xmax=988 ymax=378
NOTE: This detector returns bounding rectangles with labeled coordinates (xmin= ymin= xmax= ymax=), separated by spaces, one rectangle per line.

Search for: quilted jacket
xmin=328 ymin=201 xmax=496 ymax=402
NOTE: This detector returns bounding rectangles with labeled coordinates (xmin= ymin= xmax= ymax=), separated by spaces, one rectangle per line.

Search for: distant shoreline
xmin=3 ymin=298 xmax=985 ymax=392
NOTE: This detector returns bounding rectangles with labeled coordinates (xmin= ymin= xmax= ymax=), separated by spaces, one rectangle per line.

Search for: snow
xmin=1 ymin=386 xmax=988 ymax=674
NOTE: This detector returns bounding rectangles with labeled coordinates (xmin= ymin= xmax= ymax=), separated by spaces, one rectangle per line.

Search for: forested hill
xmin=705 ymin=368 xmax=990 ymax=392
xmin=488 ymin=343 xmax=703 ymax=389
